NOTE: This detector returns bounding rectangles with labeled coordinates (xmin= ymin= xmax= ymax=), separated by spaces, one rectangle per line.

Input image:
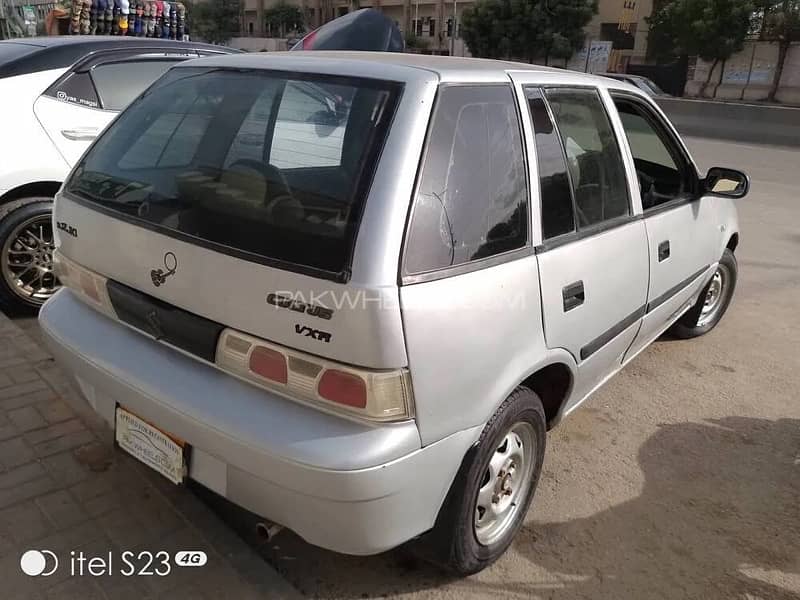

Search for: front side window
xmin=545 ymin=88 xmax=630 ymax=228
xmin=613 ymin=97 xmax=692 ymax=209
xmin=66 ymin=67 xmax=401 ymax=277
xmin=404 ymin=85 xmax=528 ymax=275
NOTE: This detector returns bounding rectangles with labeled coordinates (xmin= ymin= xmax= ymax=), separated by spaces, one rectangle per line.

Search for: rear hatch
xmin=54 ymin=64 xmax=407 ymax=376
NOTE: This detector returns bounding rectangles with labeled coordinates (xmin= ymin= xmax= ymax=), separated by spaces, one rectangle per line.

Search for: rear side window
xmin=44 ymin=72 xmax=100 ymax=109
xmin=65 ymin=67 xmax=401 ymax=278
xmin=90 ymin=60 xmax=181 ymax=111
xmin=544 ymin=88 xmax=630 ymax=228
xmin=404 ymin=85 xmax=528 ymax=275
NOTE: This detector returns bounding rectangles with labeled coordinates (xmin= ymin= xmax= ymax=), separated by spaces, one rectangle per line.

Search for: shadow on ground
xmin=198 ymin=416 xmax=800 ymax=599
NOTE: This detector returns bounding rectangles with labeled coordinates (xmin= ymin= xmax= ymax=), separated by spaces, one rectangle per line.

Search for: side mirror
xmin=704 ymin=167 xmax=749 ymax=199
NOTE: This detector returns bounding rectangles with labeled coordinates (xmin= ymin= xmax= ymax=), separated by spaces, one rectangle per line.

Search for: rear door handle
xmin=658 ymin=240 xmax=670 ymax=262
xmin=61 ymin=127 xmax=99 ymax=141
xmin=562 ymin=280 xmax=585 ymax=312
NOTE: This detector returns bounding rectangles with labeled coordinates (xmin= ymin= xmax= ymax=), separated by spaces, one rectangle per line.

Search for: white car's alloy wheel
xmin=1 ymin=213 xmax=59 ymax=306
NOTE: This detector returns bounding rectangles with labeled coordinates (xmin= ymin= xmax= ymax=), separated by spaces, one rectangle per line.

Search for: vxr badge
xmin=151 ymin=252 xmax=177 ymax=287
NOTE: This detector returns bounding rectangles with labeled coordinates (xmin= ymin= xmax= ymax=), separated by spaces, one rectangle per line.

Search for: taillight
xmin=249 ymin=346 xmax=288 ymax=384
xmin=216 ymin=329 xmax=414 ymax=422
xmin=318 ymin=369 xmax=367 ymax=408
xmin=53 ymin=251 xmax=116 ymax=318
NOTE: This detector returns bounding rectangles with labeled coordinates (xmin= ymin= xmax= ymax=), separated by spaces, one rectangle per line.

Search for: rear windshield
xmin=65 ymin=67 xmax=402 ymax=279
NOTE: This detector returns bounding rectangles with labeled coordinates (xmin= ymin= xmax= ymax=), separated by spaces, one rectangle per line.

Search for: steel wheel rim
xmin=474 ymin=421 xmax=536 ymax=546
xmin=697 ymin=264 xmax=729 ymax=328
xmin=1 ymin=214 xmax=59 ymax=305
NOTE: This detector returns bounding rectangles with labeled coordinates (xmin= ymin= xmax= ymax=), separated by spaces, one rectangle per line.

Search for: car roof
xmin=177 ymin=51 xmax=629 ymax=87
xmin=0 ymin=37 xmax=238 ymax=79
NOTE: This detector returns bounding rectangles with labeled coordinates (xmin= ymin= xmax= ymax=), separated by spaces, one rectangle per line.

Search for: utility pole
xmin=450 ymin=0 xmax=456 ymax=56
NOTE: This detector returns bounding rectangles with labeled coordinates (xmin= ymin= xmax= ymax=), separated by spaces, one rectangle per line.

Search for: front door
xmin=520 ymin=85 xmax=649 ymax=410
xmin=610 ymin=94 xmax=719 ymax=361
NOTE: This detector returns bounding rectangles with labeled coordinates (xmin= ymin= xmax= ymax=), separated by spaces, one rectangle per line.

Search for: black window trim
xmin=531 ymin=84 xmax=635 ymax=254
xmin=609 ymin=90 xmax=702 ymax=214
xmin=399 ymin=81 xmax=533 ymax=286
xmin=535 ymin=212 xmax=643 ymax=253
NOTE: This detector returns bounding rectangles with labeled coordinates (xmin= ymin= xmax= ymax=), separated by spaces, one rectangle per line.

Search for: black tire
xmin=669 ymin=248 xmax=737 ymax=339
xmin=0 ymin=198 xmax=57 ymax=316
xmin=415 ymin=387 xmax=546 ymax=575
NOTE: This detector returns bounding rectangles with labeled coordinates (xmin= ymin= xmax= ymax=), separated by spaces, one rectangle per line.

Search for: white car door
xmin=517 ymin=82 xmax=649 ymax=410
xmin=610 ymin=92 xmax=720 ymax=360
xmin=34 ymin=57 xmax=184 ymax=167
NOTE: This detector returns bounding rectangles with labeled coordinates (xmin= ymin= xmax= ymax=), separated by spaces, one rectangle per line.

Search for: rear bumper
xmin=39 ymin=290 xmax=480 ymax=555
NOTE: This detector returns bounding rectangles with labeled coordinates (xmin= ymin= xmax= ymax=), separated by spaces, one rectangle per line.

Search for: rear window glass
xmin=65 ymin=67 xmax=402 ymax=278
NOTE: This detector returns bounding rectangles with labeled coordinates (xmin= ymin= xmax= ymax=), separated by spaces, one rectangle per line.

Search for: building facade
xmin=240 ymin=0 xmax=654 ymax=62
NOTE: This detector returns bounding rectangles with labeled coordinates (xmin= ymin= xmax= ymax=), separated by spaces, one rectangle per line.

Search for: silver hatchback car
xmin=39 ymin=52 xmax=748 ymax=574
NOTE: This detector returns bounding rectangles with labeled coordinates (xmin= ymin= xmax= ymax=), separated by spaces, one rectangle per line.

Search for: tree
xmin=190 ymin=0 xmax=241 ymax=44
xmin=756 ymin=0 xmax=800 ymax=101
xmin=461 ymin=0 xmax=597 ymax=63
xmin=264 ymin=1 xmax=306 ymax=37
xmin=647 ymin=0 xmax=753 ymax=95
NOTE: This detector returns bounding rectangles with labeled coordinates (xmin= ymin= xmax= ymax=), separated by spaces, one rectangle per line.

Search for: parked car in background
xmin=40 ymin=52 xmax=748 ymax=575
xmin=599 ymin=72 xmax=671 ymax=97
xmin=0 ymin=36 xmax=237 ymax=314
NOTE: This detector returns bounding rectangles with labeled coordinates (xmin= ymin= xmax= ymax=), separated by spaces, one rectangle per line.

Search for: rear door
xmin=519 ymin=83 xmax=649 ymax=407
xmin=34 ymin=54 xmax=189 ymax=166
xmin=610 ymin=92 xmax=718 ymax=359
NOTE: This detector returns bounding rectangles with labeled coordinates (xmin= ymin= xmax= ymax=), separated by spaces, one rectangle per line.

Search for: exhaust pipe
xmin=255 ymin=521 xmax=284 ymax=542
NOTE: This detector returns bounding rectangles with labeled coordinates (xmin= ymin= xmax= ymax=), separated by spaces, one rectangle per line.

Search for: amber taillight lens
xmin=53 ymin=251 xmax=116 ymax=318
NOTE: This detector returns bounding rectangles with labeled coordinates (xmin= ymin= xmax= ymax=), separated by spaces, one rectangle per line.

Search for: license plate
xmin=115 ymin=406 xmax=185 ymax=484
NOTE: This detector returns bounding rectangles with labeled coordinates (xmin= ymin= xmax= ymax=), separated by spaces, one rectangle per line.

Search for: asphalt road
xmin=14 ymin=137 xmax=800 ymax=599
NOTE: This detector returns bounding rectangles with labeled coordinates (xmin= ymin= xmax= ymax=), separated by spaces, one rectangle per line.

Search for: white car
xmin=0 ymin=36 xmax=235 ymax=314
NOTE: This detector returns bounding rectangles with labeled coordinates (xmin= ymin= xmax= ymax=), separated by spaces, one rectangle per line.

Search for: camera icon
xmin=20 ymin=549 xmax=59 ymax=577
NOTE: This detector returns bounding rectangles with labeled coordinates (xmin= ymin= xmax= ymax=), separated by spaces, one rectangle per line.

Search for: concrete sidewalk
xmin=0 ymin=310 xmax=300 ymax=600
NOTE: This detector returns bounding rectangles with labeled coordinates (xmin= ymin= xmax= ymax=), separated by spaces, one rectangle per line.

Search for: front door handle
xmin=658 ymin=240 xmax=671 ymax=262
xmin=562 ymin=280 xmax=585 ymax=312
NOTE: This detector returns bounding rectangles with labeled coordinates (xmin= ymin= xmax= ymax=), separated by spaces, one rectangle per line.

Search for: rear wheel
xmin=0 ymin=199 xmax=59 ymax=315
xmin=416 ymin=387 xmax=546 ymax=575
xmin=669 ymin=249 xmax=737 ymax=339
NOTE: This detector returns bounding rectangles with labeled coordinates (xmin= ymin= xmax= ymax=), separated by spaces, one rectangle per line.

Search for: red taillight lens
xmin=249 ymin=346 xmax=288 ymax=384
xmin=216 ymin=329 xmax=413 ymax=421
xmin=318 ymin=369 xmax=367 ymax=409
